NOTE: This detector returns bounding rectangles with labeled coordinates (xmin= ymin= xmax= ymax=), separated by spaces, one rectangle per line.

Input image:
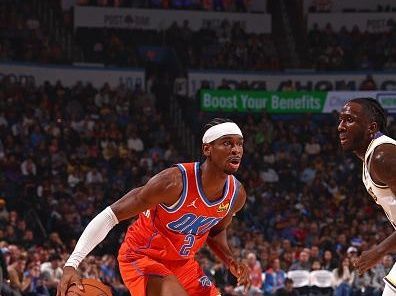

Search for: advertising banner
xmin=74 ymin=6 xmax=271 ymax=33
xmin=188 ymin=71 xmax=396 ymax=94
xmin=308 ymin=12 xmax=396 ymax=32
xmin=201 ymin=90 xmax=326 ymax=113
xmin=200 ymin=90 xmax=396 ymax=113
xmin=305 ymin=91 xmax=396 ymax=113
xmin=0 ymin=63 xmax=145 ymax=89
xmin=303 ymin=0 xmax=394 ymax=14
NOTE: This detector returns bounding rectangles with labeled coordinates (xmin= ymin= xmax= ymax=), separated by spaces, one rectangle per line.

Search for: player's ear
xmin=202 ymin=143 xmax=211 ymax=158
xmin=368 ymin=121 xmax=378 ymax=137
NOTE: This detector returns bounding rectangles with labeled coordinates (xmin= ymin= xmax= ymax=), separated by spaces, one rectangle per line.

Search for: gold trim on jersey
xmin=367 ymin=187 xmax=377 ymax=202
xmin=366 ymin=138 xmax=376 ymax=153
xmin=384 ymin=263 xmax=396 ymax=291
xmin=384 ymin=275 xmax=396 ymax=291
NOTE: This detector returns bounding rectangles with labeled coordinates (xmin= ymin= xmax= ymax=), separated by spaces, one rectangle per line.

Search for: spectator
xmin=322 ymin=250 xmax=337 ymax=271
xmin=263 ymin=258 xmax=286 ymax=295
xmin=85 ymin=168 xmax=104 ymax=185
xmin=0 ymin=199 xmax=10 ymax=222
xmin=309 ymin=245 xmax=320 ymax=263
xmin=7 ymin=254 xmax=31 ymax=296
xmin=84 ymin=256 xmax=100 ymax=279
xmin=247 ymin=252 xmax=263 ymax=289
xmin=0 ymin=248 xmax=9 ymax=292
xmin=234 ymin=284 xmax=263 ymax=296
xmin=127 ymin=132 xmax=144 ymax=152
xmin=40 ymin=254 xmax=63 ymax=295
xmin=333 ymin=257 xmax=354 ymax=296
xmin=275 ymin=278 xmax=299 ymax=296
xmin=20 ymin=158 xmax=37 ymax=176
xmin=372 ymin=255 xmax=394 ymax=294
xmin=25 ymin=262 xmax=50 ymax=296
xmin=304 ymin=138 xmax=321 ymax=155
xmin=289 ymin=251 xmax=311 ymax=271
xmin=310 ymin=259 xmax=322 ymax=271
xmin=352 ymin=270 xmax=374 ymax=296
xmin=346 ymin=246 xmax=358 ymax=260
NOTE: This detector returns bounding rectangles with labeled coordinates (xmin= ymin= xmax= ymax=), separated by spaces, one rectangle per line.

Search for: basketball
xmin=66 ymin=279 xmax=112 ymax=296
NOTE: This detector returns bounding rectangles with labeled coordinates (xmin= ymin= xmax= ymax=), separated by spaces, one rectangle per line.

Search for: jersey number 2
xmin=180 ymin=234 xmax=195 ymax=256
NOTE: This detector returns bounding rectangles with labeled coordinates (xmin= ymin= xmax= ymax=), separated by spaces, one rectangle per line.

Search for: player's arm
xmin=356 ymin=144 xmax=396 ymax=274
xmin=206 ymin=184 xmax=250 ymax=287
xmin=369 ymin=144 xmax=396 ymax=253
xmin=206 ymin=185 xmax=246 ymax=266
xmin=58 ymin=167 xmax=182 ymax=296
xmin=371 ymin=144 xmax=396 ymax=196
xmin=110 ymin=167 xmax=182 ymax=220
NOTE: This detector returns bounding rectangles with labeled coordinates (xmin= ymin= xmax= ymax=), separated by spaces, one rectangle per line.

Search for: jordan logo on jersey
xmin=217 ymin=202 xmax=229 ymax=213
xmin=187 ymin=198 xmax=198 ymax=209
xmin=167 ymin=213 xmax=222 ymax=235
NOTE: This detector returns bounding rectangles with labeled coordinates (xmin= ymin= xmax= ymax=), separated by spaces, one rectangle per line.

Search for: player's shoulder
xmin=149 ymin=167 xmax=183 ymax=192
xmin=232 ymin=176 xmax=245 ymax=192
xmin=159 ymin=166 xmax=182 ymax=176
xmin=231 ymin=176 xmax=246 ymax=211
xmin=372 ymin=143 xmax=396 ymax=165
xmin=370 ymin=143 xmax=396 ymax=184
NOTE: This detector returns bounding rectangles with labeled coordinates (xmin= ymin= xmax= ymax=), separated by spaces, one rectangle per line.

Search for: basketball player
xmin=338 ymin=98 xmax=396 ymax=295
xmin=57 ymin=118 xmax=250 ymax=296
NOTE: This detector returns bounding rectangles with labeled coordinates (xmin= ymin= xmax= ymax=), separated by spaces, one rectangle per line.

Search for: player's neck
xmin=353 ymin=141 xmax=371 ymax=161
xmin=353 ymin=149 xmax=366 ymax=161
xmin=199 ymin=162 xmax=228 ymax=193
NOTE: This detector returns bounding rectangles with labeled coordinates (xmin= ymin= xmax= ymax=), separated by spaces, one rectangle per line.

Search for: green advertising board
xmin=200 ymin=90 xmax=327 ymax=113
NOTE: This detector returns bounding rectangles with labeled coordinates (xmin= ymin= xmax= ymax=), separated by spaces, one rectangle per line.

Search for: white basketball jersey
xmin=362 ymin=134 xmax=396 ymax=228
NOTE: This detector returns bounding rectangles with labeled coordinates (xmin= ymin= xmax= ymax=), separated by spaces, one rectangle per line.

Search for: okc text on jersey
xmin=167 ymin=213 xmax=222 ymax=235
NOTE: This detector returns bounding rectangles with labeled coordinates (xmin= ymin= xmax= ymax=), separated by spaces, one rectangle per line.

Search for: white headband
xmin=202 ymin=122 xmax=243 ymax=143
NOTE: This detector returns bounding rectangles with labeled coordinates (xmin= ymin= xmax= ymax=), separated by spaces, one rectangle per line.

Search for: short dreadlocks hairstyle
xmin=349 ymin=97 xmax=387 ymax=133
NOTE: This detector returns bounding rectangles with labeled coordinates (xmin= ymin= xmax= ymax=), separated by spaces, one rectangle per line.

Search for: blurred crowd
xmin=0 ymin=0 xmax=67 ymax=64
xmin=308 ymin=23 xmax=396 ymax=70
xmin=0 ymin=75 xmax=181 ymax=296
xmin=4 ymin=0 xmax=396 ymax=71
xmin=167 ymin=20 xmax=279 ymax=71
xmin=1 ymin=73 xmax=396 ymax=296
xmin=76 ymin=20 xmax=279 ymax=70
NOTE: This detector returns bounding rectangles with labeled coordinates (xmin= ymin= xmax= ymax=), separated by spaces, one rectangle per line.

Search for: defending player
xmin=57 ymin=118 xmax=250 ymax=296
xmin=338 ymin=98 xmax=396 ymax=295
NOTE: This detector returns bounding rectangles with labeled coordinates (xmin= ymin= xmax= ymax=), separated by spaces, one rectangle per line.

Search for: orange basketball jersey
xmin=120 ymin=162 xmax=240 ymax=261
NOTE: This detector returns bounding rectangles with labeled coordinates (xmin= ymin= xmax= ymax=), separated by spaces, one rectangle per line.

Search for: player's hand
xmin=57 ymin=266 xmax=84 ymax=296
xmin=230 ymin=260 xmax=251 ymax=292
xmin=353 ymin=247 xmax=383 ymax=275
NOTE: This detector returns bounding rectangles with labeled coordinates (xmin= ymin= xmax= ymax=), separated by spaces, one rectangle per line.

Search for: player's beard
xmin=341 ymin=129 xmax=367 ymax=152
xmin=224 ymin=168 xmax=234 ymax=175
xmin=224 ymin=163 xmax=239 ymax=175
